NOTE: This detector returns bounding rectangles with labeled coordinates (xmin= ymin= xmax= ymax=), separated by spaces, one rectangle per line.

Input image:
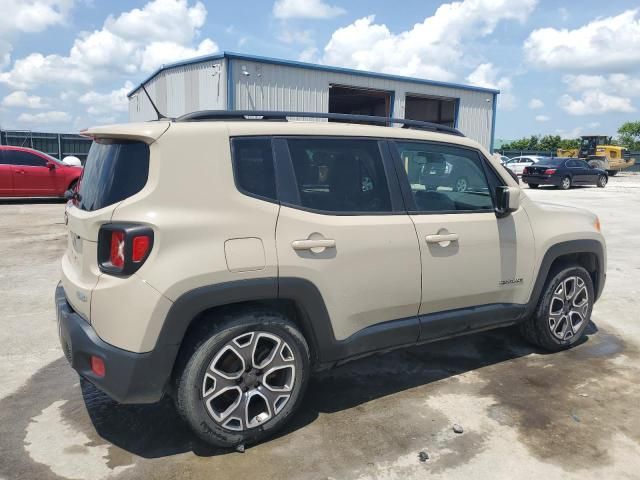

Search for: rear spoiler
xmin=80 ymin=121 xmax=171 ymax=144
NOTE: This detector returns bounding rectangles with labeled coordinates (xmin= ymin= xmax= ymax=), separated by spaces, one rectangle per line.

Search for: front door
xmin=390 ymin=140 xmax=535 ymax=340
xmin=7 ymin=150 xmax=57 ymax=195
xmin=274 ymin=137 xmax=422 ymax=347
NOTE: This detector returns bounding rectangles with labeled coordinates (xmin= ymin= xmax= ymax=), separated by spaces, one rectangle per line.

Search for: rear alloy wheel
xmin=560 ymin=176 xmax=571 ymax=190
xmin=597 ymin=175 xmax=608 ymax=188
xmin=528 ymin=183 xmax=539 ymax=189
xmin=520 ymin=266 xmax=594 ymax=351
xmin=454 ymin=177 xmax=469 ymax=192
xmin=176 ymin=311 xmax=310 ymax=447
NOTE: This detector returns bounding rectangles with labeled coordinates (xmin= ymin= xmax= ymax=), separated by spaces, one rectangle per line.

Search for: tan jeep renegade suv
xmin=56 ymin=111 xmax=606 ymax=447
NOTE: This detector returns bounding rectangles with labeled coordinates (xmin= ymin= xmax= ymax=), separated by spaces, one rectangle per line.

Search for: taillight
xmin=544 ymin=168 xmax=557 ymax=175
xmin=132 ymin=235 xmax=151 ymax=262
xmin=98 ymin=224 xmax=154 ymax=275
xmin=110 ymin=231 xmax=125 ymax=268
xmin=523 ymin=167 xmax=529 ymax=174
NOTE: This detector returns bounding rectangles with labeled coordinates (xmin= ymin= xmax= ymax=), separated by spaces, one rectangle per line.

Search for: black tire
xmin=520 ymin=265 xmax=594 ymax=352
xmin=175 ymin=310 xmax=310 ymax=448
xmin=68 ymin=179 xmax=78 ymax=191
xmin=528 ymin=183 xmax=539 ymax=189
xmin=597 ymin=175 xmax=607 ymax=188
xmin=560 ymin=176 xmax=571 ymax=190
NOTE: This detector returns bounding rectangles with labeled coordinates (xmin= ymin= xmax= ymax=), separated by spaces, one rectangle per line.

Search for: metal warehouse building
xmin=127 ymin=52 xmax=499 ymax=150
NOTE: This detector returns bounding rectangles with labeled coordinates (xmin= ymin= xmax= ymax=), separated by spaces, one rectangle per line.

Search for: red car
xmin=0 ymin=146 xmax=82 ymax=198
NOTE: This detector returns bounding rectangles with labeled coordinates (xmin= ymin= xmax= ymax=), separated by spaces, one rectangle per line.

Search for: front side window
xmin=286 ymin=138 xmax=392 ymax=213
xmin=394 ymin=141 xmax=494 ymax=212
xmin=231 ymin=138 xmax=277 ymax=201
xmin=5 ymin=151 xmax=47 ymax=167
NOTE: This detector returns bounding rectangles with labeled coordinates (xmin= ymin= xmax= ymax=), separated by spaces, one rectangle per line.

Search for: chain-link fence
xmin=0 ymin=130 xmax=92 ymax=164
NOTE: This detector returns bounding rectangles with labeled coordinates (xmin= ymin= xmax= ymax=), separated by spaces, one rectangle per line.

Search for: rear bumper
xmin=56 ymin=282 xmax=177 ymax=404
xmin=521 ymin=174 xmax=562 ymax=186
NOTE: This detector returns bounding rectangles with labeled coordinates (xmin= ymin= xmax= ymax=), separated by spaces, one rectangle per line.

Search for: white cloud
xmin=321 ymin=0 xmax=537 ymax=82
xmin=277 ymin=29 xmax=314 ymax=45
xmin=273 ymin=0 xmax=345 ymax=19
xmin=466 ymin=63 xmax=516 ymax=110
xmin=17 ymin=111 xmax=71 ymax=123
xmin=535 ymin=114 xmax=550 ymax=122
xmin=0 ymin=0 xmax=74 ymax=67
xmin=0 ymin=0 xmax=217 ymax=90
xmin=299 ymin=47 xmax=319 ymax=62
xmin=524 ymin=9 xmax=640 ymax=72
xmin=78 ymin=81 xmax=133 ymax=116
xmin=559 ymin=91 xmax=636 ymax=115
xmin=139 ymin=39 xmax=217 ymax=72
xmin=528 ymin=98 xmax=544 ymax=109
xmin=2 ymin=91 xmax=49 ymax=109
xmin=562 ymin=74 xmax=640 ymax=97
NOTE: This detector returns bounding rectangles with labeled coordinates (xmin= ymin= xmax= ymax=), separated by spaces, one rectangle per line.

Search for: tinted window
xmin=394 ymin=141 xmax=493 ymax=212
xmin=4 ymin=150 xmax=47 ymax=166
xmin=286 ymin=138 xmax=391 ymax=213
xmin=77 ymin=141 xmax=149 ymax=211
xmin=567 ymin=160 xmax=580 ymax=168
xmin=542 ymin=158 xmax=565 ymax=167
xmin=578 ymin=160 xmax=590 ymax=168
xmin=231 ymin=138 xmax=276 ymax=201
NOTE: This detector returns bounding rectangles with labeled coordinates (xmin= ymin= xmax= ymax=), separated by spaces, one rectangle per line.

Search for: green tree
xmin=618 ymin=121 xmax=640 ymax=150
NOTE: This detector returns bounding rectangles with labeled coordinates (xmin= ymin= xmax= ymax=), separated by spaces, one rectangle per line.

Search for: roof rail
xmin=174 ymin=110 xmax=465 ymax=136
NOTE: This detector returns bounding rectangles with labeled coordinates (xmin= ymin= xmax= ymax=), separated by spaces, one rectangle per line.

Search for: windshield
xmin=76 ymin=140 xmax=150 ymax=211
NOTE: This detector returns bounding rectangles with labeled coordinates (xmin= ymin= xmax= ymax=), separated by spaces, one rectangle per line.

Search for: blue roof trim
xmin=127 ymin=51 xmax=500 ymax=98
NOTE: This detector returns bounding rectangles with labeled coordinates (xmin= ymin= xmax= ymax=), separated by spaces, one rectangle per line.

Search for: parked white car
xmin=506 ymin=156 xmax=547 ymax=176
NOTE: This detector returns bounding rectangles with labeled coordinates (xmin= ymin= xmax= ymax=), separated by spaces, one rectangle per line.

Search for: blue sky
xmin=1 ymin=0 xmax=639 ymax=141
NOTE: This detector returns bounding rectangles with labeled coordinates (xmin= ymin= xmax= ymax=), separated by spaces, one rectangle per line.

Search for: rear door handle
xmin=426 ymin=233 xmax=459 ymax=244
xmin=291 ymin=239 xmax=336 ymax=251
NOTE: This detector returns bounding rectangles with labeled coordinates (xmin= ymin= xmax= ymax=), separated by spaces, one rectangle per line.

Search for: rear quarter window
xmin=77 ymin=140 xmax=149 ymax=211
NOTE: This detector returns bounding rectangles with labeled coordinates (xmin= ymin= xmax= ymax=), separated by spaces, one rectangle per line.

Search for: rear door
xmin=0 ymin=150 xmax=14 ymax=196
xmin=390 ymin=140 xmax=535 ymax=340
xmin=274 ymin=136 xmax=421 ymax=351
xmin=9 ymin=150 xmax=57 ymax=195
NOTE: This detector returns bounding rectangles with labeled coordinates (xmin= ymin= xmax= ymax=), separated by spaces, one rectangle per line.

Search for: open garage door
xmin=405 ymin=94 xmax=457 ymax=127
xmin=329 ymin=85 xmax=391 ymax=123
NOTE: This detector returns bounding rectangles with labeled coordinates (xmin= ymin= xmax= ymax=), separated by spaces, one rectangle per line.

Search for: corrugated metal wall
xmin=129 ymin=59 xmax=227 ymax=122
xmin=229 ymin=59 xmax=495 ymax=149
xmin=129 ymin=56 xmax=495 ymax=149
xmin=0 ymin=130 xmax=92 ymax=163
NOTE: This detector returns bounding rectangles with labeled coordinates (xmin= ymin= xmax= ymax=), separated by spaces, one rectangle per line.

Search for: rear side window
xmin=286 ymin=138 xmax=392 ymax=213
xmin=231 ymin=138 xmax=277 ymax=201
xmin=77 ymin=141 xmax=149 ymax=211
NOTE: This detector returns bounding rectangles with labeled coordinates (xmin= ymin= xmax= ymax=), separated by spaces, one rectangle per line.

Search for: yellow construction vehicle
xmin=557 ymin=135 xmax=636 ymax=176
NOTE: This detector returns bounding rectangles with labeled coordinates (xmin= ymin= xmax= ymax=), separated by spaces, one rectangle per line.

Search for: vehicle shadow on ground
xmin=83 ymin=323 xmax=597 ymax=459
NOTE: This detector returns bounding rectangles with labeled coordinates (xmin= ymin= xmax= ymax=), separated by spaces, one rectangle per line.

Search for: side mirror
xmin=495 ymin=186 xmax=520 ymax=217
xmin=47 ymin=162 xmax=56 ymax=170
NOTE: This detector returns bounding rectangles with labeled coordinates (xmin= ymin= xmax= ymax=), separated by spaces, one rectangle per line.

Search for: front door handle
xmin=426 ymin=233 xmax=459 ymax=244
xmin=16 ymin=170 xmax=25 ymax=174
xmin=291 ymin=239 xmax=336 ymax=251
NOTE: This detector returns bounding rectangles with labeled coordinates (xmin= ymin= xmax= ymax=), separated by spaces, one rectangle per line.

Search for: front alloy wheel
xmin=519 ymin=266 xmax=594 ymax=351
xmin=560 ymin=176 xmax=571 ymax=190
xmin=548 ymin=276 xmax=589 ymax=341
